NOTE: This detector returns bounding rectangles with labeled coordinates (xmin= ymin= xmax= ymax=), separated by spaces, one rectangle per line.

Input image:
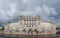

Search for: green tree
xmin=56 ymin=27 xmax=60 ymax=30
xmin=0 ymin=27 xmax=4 ymax=31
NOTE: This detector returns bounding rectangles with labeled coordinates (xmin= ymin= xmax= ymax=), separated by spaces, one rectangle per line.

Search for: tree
xmin=0 ymin=27 xmax=4 ymax=31
xmin=56 ymin=27 xmax=60 ymax=30
xmin=2 ymin=27 xmax=4 ymax=30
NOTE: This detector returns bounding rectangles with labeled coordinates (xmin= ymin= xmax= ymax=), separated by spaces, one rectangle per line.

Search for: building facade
xmin=4 ymin=16 xmax=56 ymax=35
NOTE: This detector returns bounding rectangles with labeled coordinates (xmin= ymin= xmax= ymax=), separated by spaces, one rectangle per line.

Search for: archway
xmin=28 ymin=29 xmax=33 ymax=35
xmin=34 ymin=29 xmax=38 ymax=34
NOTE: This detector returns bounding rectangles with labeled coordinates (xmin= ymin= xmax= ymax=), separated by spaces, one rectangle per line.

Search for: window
xmin=27 ymin=25 xmax=31 ymax=27
xmin=32 ymin=25 xmax=33 ymax=27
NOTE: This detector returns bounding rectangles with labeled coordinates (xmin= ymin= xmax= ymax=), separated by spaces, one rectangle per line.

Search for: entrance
xmin=28 ymin=29 xmax=33 ymax=35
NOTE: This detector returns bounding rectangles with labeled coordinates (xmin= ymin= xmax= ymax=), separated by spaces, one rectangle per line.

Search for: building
xmin=4 ymin=15 xmax=56 ymax=35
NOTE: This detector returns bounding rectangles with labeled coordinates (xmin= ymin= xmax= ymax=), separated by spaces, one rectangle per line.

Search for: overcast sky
xmin=0 ymin=0 xmax=60 ymax=27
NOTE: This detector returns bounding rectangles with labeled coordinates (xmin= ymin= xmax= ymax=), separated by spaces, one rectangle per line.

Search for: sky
xmin=0 ymin=0 xmax=60 ymax=27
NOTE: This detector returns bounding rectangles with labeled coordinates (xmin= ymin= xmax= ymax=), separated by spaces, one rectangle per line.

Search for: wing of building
xmin=4 ymin=15 xmax=56 ymax=35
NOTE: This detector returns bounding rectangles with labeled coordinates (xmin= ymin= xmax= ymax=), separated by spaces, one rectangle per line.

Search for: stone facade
xmin=4 ymin=15 xmax=56 ymax=35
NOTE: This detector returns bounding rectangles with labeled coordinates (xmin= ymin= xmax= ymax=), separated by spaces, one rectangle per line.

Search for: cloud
xmin=0 ymin=0 xmax=57 ymax=23
xmin=39 ymin=5 xmax=57 ymax=21
xmin=17 ymin=5 xmax=56 ymax=22
xmin=22 ymin=0 xmax=29 ymax=4
xmin=0 ymin=1 xmax=16 ymax=22
xmin=0 ymin=10 xmax=9 ymax=22
xmin=10 ymin=3 xmax=16 ymax=13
